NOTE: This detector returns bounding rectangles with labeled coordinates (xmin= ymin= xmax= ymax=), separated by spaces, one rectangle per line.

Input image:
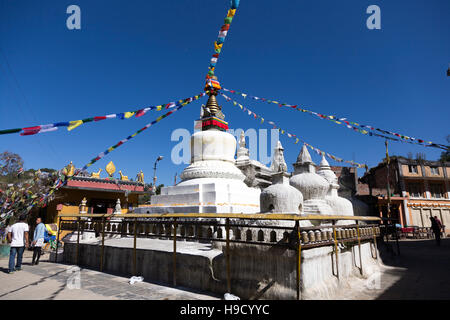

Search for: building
xmin=39 ymin=161 xmax=147 ymax=224
xmin=359 ymin=157 xmax=450 ymax=232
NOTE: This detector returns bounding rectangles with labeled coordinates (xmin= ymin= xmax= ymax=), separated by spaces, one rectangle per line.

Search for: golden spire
xmin=202 ymin=91 xmax=225 ymax=120
xmin=205 ymin=94 xmax=220 ymax=115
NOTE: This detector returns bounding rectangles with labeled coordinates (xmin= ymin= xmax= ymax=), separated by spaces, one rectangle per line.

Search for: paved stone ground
xmin=1 ymin=238 xmax=449 ymax=300
xmin=341 ymin=238 xmax=450 ymax=300
xmin=0 ymin=250 xmax=219 ymax=300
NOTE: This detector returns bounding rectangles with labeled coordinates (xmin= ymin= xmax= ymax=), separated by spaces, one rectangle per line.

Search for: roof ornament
xmin=105 ymin=161 xmax=116 ymax=178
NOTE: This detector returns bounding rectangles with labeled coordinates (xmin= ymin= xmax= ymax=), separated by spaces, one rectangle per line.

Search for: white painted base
xmin=136 ymin=178 xmax=261 ymax=214
xmin=303 ymin=199 xmax=334 ymax=215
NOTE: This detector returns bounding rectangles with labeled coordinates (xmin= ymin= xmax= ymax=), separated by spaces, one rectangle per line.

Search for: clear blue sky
xmin=1 ymin=0 xmax=449 ymax=185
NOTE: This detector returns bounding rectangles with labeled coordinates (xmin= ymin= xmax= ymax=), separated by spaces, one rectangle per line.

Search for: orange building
xmin=360 ymin=157 xmax=449 ymax=234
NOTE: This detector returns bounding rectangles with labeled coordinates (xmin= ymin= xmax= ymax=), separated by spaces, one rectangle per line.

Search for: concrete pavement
xmin=1 ymin=238 xmax=449 ymax=300
xmin=341 ymin=238 xmax=450 ymax=299
xmin=0 ymin=250 xmax=219 ymax=300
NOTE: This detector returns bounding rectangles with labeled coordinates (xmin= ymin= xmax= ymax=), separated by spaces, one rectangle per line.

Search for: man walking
xmin=7 ymin=215 xmax=29 ymax=273
xmin=32 ymin=217 xmax=45 ymax=265
xmin=430 ymin=216 xmax=441 ymax=246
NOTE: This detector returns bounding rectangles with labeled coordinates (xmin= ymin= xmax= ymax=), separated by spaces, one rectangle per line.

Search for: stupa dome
xmin=260 ymin=179 xmax=303 ymax=214
xmin=290 ymin=145 xmax=330 ymax=200
xmin=261 ymin=145 xmax=303 ymax=214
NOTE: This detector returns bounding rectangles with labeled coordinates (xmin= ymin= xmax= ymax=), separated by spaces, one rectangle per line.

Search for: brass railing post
xmin=296 ymin=221 xmax=302 ymax=300
xmin=372 ymin=225 xmax=378 ymax=259
xmin=356 ymin=221 xmax=363 ymax=275
xmin=395 ymin=224 xmax=401 ymax=256
xmin=173 ymin=218 xmax=177 ymax=287
xmin=133 ymin=217 xmax=137 ymax=276
xmin=55 ymin=217 xmax=62 ymax=263
xmin=332 ymin=220 xmax=339 ymax=280
xmin=100 ymin=217 xmax=105 ymax=272
xmin=76 ymin=217 xmax=81 ymax=265
xmin=225 ymin=218 xmax=231 ymax=293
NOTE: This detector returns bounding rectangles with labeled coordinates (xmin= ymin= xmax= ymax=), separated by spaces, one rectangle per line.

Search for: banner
xmin=222 ymin=88 xmax=449 ymax=151
xmin=204 ymin=0 xmax=240 ymax=91
xmin=220 ymin=93 xmax=368 ymax=169
xmin=0 ymin=93 xmax=206 ymax=137
xmin=0 ymin=94 xmax=204 ymax=226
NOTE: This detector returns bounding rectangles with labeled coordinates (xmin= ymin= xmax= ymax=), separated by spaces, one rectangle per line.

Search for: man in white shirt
xmin=7 ymin=215 xmax=29 ymax=274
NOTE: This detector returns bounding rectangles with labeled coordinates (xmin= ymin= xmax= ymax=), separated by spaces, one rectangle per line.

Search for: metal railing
xmin=55 ymin=212 xmax=382 ymax=300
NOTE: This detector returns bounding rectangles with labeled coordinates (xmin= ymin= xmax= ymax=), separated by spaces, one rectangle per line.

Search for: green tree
xmin=0 ymin=151 xmax=24 ymax=183
xmin=439 ymin=135 xmax=450 ymax=162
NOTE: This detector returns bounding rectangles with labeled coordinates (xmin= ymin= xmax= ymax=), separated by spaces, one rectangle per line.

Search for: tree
xmin=0 ymin=151 xmax=24 ymax=176
xmin=155 ymin=184 xmax=164 ymax=195
xmin=416 ymin=152 xmax=426 ymax=163
xmin=0 ymin=152 xmax=63 ymax=227
xmin=439 ymin=135 xmax=450 ymax=162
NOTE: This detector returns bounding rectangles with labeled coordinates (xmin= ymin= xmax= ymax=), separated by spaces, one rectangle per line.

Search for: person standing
xmin=7 ymin=215 xmax=29 ymax=273
xmin=434 ymin=215 xmax=444 ymax=238
xmin=430 ymin=216 xmax=441 ymax=246
xmin=32 ymin=217 xmax=45 ymax=265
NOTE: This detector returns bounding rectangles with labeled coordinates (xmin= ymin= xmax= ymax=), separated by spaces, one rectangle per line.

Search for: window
xmin=430 ymin=166 xmax=439 ymax=175
xmin=430 ymin=184 xmax=443 ymax=199
xmin=408 ymin=183 xmax=423 ymax=198
xmin=408 ymin=165 xmax=418 ymax=174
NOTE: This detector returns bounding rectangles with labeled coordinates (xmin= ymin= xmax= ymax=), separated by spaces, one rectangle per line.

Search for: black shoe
xmin=35 ymin=261 xmax=39 ymax=265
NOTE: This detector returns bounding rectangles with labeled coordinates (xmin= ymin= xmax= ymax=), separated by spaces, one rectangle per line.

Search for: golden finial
xmin=202 ymin=91 xmax=225 ymax=120
xmin=67 ymin=161 xmax=75 ymax=176
xmin=205 ymin=94 xmax=220 ymax=114
xmin=105 ymin=161 xmax=116 ymax=177
xmin=136 ymin=170 xmax=144 ymax=183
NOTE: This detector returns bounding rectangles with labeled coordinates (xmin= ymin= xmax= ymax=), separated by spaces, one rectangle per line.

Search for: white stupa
xmin=260 ymin=141 xmax=303 ymax=214
xmin=316 ymin=154 xmax=355 ymax=224
xmin=140 ymin=92 xmax=261 ymax=214
xmin=289 ymin=145 xmax=334 ymax=216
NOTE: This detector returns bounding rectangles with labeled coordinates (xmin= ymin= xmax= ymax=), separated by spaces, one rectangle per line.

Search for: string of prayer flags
xmin=0 ymin=93 xmax=203 ymax=225
xmin=220 ymin=93 xmax=368 ymax=169
xmin=204 ymin=0 xmax=240 ymax=91
xmin=0 ymin=93 xmax=206 ymax=137
xmin=222 ymin=88 xmax=450 ymax=151
xmin=80 ymin=96 xmax=198 ymax=171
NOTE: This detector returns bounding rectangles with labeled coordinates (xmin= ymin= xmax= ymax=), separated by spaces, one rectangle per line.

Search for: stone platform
xmin=62 ymin=236 xmax=382 ymax=300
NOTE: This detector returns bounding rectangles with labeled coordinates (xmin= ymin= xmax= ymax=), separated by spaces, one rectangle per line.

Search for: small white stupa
xmin=260 ymin=141 xmax=303 ymax=214
xmin=316 ymin=154 xmax=355 ymax=224
xmin=289 ymin=145 xmax=334 ymax=216
xmin=142 ymin=92 xmax=261 ymax=214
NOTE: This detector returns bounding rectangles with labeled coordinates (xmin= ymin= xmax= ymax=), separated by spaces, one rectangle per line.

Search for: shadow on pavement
xmin=375 ymin=238 xmax=450 ymax=299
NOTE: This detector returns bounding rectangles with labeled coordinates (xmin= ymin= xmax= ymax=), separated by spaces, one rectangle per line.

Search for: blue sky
xmin=0 ymin=0 xmax=449 ymax=185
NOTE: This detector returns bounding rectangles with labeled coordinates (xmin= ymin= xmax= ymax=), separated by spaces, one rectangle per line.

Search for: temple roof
xmin=63 ymin=176 xmax=145 ymax=193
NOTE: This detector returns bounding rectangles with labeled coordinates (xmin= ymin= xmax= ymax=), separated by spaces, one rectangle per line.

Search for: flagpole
xmin=385 ymin=140 xmax=391 ymax=220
